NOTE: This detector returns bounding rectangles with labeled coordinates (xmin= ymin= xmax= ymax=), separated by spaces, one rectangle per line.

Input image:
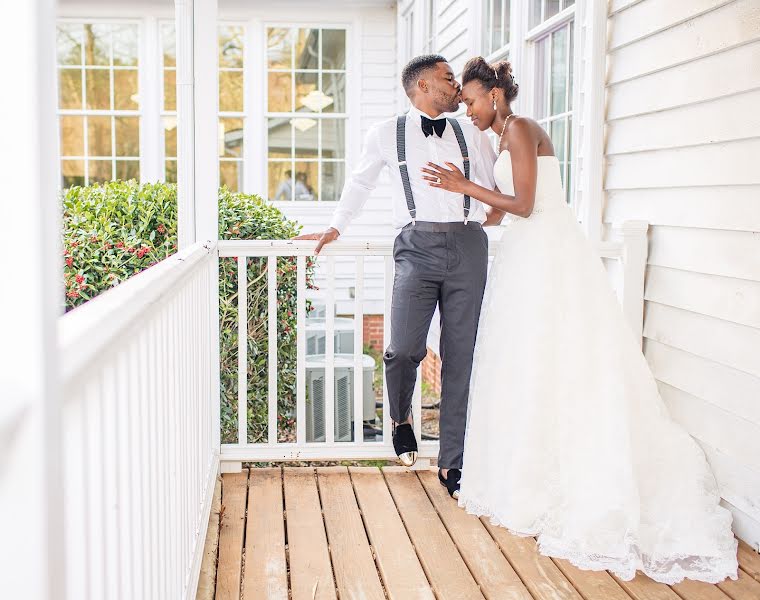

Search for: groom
xmin=295 ymin=55 xmax=497 ymax=498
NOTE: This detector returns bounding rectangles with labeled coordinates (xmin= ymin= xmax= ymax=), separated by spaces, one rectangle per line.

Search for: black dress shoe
xmin=392 ymin=423 xmax=418 ymax=466
xmin=439 ymin=468 xmax=461 ymax=499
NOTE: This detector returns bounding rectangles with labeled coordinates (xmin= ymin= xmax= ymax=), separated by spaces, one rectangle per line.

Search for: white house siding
xmin=434 ymin=0 xmax=472 ymax=75
xmin=604 ymin=0 xmax=760 ymax=547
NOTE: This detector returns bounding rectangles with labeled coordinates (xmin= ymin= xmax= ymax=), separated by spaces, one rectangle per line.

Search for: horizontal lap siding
xmin=605 ymin=0 xmax=760 ymax=546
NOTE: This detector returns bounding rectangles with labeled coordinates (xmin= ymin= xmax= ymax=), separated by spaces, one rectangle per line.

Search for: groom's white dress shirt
xmin=329 ymin=105 xmax=498 ymax=233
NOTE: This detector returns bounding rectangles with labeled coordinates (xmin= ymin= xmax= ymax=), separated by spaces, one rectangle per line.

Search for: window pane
xmin=115 ymin=116 xmax=139 ymax=157
xmin=88 ymin=116 xmax=112 ymax=156
xmin=84 ymin=24 xmax=110 ymax=66
xmin=162 ymin=24 xmax=176 ymax=67
xmin=62 ymin=159 xmax=85 ymax=188
xmin=529 ymin=0 xmax=542 ymax=28
xmin=550 ymin=118 xmax=566 ymax=167
xmin=114 ymin=69 xmax=138 ymax=109
xmin=58 ymin=68 xmax=83 ymax=109
xmin=545 ymin=0 xmax=560 ymax=21
xmin=60 ymin=116 xmax=84 ymax=156
xmin=293 ymin=161 xmax=317 ymax=201
xmin=220 ymin=161 xmax=242 ymax=191
xmin=115 ymin=159 xmax=139 ymax=181
xmin=219 ymin=70 xmax=244 ymax=112
xmin=165 ymin=159 xmax=177 ymax=183
xmin=295 ymin=72 xmax=318 ymax=113
xmin=550 ymin=26 xmax=567 ymax=115
xmin=268 ymin=72 xmax=292 ymax=112
xmin=267 ymin=28 xmax=293 ymax=69
xmin=88 ymin=159 xmax=113 ymax=183
xmin=219 ymin=26 xmax=244 ymax=69
xmin=491 ymin=0 xmax=503 ymax=53
xmin=566 ymin=115 xmax=573 ymax=203
xmin=321 ymin=119 xmax=345 ymax=159
xmin=164 ymin=69 xmax=176 ymax=111
xmin=321 ymin=72 xmax=345 ymax=113
xmin=163 ymin=117 xmax=177 ymax=158
xmin=564 ymin=0 xmax=575 ymax=7
xmin=320 ymin=161 xmax=344 ymax=202
xmin=568 ymin=23 xmax=574 ymax=110
xmin=294 ymin=119 xmax=318 ymax=159
xmin=85 ymin=69 xmax=111 ymax=110
xmin=322 ymin=29 xmax=346 ymax=70
xmin=112 ymin=25 xmax=138 ymax=67
xmin=57 ymin=24 xmax=83 ymax=65
xmin=295 ymin=29 xmax=319 ymax=70
xmin=267 ymin=119 xmax=291 ymax=158
xmin=535 ymin=38 xmax=548 ymax=119
xmin=219 ymin=117 xmax=244 ymax=158
xmin=269 ymin=162 xmax=293 ymax=200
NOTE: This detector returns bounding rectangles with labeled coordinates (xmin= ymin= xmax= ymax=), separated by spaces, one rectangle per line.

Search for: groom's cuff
xmin=328 ymin=217 xmax=346 ymax=235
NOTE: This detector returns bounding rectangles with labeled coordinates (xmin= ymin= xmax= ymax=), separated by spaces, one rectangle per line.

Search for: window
xmin=219 ymin=26 xmax=245 ymax=192
xmin=423 ymin=0 xmax=436 ymax=54
xmin=266 ymin=27 xmax=347 ymax=202
xmin=57 ymin=22 xmax=140 ymax=187
xmin=483 ymin=0 xmax=511 ymax=58
xmin=534 ymin=20 xmax=574 ymax=202
xmin=161 ymin=23 xmax=177 ymax=183
xmin=530 ymin=0 xmax=575 ymax=28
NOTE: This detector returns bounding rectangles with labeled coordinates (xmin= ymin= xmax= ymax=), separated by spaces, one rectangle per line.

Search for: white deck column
xmin=0 ymin=0 xmax=63 ymax=598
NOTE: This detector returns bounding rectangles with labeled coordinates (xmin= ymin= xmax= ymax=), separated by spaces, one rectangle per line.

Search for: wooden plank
xmin=242 ymin=468 xmax=288 ymax=600
xmin=604 ymin=186 xmax=760 ymax=233
xmin=738 ymin=541 xmax=760 ymax=582
xmin=417 ymin=470 xmax=532 ymax=600
xmin=608 ymin=0 xmax=760 ymax=83
xmin=606 ymin=139 xmax=760 ymax=190
xmin=644 ymin=339 xmax=760 ymax=425
xmin=283 ymin=468 xmax=337 ymax=600
xmin=671 ymin=578 xmax=732 ymax=600
xmin=551 ymin=558 xmax=632 ymax=600
xmin=349 ymin=467 xmax=434 ymax=600
xmin=607 ymin=43 xmax=760 ymax=120
xmin=614 ymin=573 xmax=683 ymax=600
xmin=480 ymin=520 xmax=583 ymax=600
xmin=658 ymin=383 xmax=760 ymax=473
xmin=216 ymin=470 xmax=248 ymax=600
xmin=644 ymin=303 xmax=760 ymax=379
xmin=717 ymin=566 xmax=760 ymax=599
xmin=383 ymin=467 xmax=484 ymax=600
xmin=316 ymin=467 xmax=385 ymax=600
xmin=197 ymin=476 xmax=222 ymax=600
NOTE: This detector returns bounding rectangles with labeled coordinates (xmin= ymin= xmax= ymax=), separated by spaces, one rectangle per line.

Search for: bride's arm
xmin=422 ymin=120 xmax=539 ymax=218
xmin=483 ymin=199 xmax=507 ymax=226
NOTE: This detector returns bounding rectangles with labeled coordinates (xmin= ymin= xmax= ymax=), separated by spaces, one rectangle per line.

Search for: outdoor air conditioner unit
xmin=305 ymin=354 xmax=377 ymax=442
xmin=305 ymin=317 xmax=355 ymax=355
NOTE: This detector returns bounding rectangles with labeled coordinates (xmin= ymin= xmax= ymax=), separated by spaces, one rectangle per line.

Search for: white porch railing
xmin=58 ymin=241 xmax=219 ymax=600
xmin=217 ymin=220 xmax=648 ymax=468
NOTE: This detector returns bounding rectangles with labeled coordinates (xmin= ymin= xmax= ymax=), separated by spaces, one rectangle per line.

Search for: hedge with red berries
xmin=62 ymin=180 xmax=313 ymax=444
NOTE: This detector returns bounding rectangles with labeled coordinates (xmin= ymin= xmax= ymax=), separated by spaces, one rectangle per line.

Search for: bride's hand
xmin=421 ymin=162 xmax=468 ymax=194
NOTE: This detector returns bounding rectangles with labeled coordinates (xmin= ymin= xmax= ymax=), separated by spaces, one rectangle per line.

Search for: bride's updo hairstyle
xmin=462 ymin=57 xmax=519 ymax=103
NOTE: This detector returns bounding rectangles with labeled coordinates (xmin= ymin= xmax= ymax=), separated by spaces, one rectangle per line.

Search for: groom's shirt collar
xmin=407 ymin=105 xmax=447 ymax=129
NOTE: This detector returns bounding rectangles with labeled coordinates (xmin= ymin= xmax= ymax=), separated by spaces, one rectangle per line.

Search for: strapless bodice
xmin=493 ymin=150 xmax=566 ymax=216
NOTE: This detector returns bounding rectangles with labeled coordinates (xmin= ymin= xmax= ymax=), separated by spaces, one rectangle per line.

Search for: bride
xmin=422 ymin=57 xmax=739 ymax=584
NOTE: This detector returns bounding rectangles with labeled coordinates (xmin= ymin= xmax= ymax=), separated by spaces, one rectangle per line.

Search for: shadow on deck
xmin=204 ymin=467 xmax=760 ymax=600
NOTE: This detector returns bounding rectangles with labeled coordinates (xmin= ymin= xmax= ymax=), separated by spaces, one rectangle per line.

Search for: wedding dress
xmin=457 ymin=150 xmax=739 ymax=584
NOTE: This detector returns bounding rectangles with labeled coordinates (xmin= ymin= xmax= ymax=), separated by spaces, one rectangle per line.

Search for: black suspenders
xmin=396 ymin=115 xmax=471 ymax=225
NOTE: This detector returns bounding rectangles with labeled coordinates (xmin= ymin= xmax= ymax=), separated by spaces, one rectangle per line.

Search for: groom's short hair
xmin=402 ymin=54 xmax=448 ymax=94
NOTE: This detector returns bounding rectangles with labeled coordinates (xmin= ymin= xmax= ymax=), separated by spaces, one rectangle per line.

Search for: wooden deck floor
xmin=212 ymin=467 xmax=760 ymax=600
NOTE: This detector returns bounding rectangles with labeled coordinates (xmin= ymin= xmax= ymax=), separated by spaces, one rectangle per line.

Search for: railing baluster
xmin=237 ymin=256 xmax=248 ymax=445
xmin=353 ymin=256 xmax=365 ymax=444
xmin=325 ymin=256 xmax=336 ymax=444
xmin=268 ymin=256 xmax=277 ymax=443
xmin=383 ymin=255 xmax=393 ymax=447
xmin=296 ymin=255 xmax=306 ymax=445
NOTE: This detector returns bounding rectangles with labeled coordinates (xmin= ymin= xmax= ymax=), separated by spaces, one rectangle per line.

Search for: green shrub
xmin=62 ymin=180 xmax=313 ymax=444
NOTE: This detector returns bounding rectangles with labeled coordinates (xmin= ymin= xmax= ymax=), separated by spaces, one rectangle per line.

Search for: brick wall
xmin=363 ymin=314 xmax=385 ymax=352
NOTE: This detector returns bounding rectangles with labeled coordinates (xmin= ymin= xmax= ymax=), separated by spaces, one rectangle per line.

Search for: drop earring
xmin=492 ymin=97 xmax=497 ymax=110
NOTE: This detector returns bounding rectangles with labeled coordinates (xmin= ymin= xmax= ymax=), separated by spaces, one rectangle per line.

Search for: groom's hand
xmin=292 ymin=227 xmax=340 ymax=254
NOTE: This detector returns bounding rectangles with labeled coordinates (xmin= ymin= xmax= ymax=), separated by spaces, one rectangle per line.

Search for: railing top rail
xmin=218 ymin=237 xmax=624 ymax=259
xmin=58 ymin=240 xmax=217 ymax=386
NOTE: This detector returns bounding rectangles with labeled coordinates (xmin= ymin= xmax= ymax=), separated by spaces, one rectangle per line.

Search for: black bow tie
xmin=421 ymin=115 xmax=447 ymax=138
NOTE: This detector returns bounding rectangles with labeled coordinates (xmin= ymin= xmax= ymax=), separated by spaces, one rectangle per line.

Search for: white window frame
xmin=256 ymin=20 xmax=353 ymax=207
xmin=56 ymin=17 xmax=144 ymax=188
xmin=482 ymin=0 xmax=511 ymax=61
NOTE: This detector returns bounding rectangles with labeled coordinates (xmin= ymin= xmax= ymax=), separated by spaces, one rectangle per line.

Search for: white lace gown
xmin=458 ymin=151 xmax=739 ymax=584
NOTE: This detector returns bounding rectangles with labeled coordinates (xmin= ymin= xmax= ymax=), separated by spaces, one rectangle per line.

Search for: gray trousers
xmin=383 ymin=221 xmax=488 ymax=469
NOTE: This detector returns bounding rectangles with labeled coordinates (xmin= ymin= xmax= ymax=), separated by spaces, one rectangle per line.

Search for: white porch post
xmin=0 ymin=0 xmax=64 ymax=598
